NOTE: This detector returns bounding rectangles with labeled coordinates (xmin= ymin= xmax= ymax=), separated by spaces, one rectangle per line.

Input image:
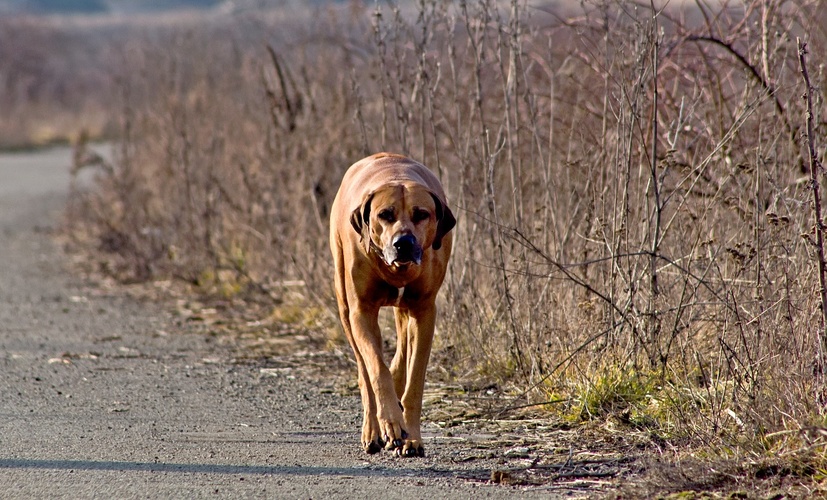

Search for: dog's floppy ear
xmin=350 ymin=192 xmax=374 ymax=243
xmin=430 ymin=193 xmax=456 ymax=250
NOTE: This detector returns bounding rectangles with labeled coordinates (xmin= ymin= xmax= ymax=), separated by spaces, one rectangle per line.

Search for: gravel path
xmin=0 ymin=147 xmax=586 ymax=499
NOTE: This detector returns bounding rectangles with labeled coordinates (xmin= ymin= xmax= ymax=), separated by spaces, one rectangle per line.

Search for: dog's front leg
xmin=349 ymin=305 xmax=407 ymax=450
xmin=396 ymin=300 xmax=436 ymax=457
xmin=350 ymin=349 xmax=383 ymax=454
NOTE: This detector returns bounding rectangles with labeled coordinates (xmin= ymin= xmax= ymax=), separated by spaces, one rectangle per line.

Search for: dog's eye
xmin=412 ymin=209 xmax=430 ymax=223
xmin=377 ymin=209 xmax=395 ymax=222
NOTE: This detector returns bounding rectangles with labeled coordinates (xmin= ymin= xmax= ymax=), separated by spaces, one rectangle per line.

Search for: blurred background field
xmin=4 ymin=0 xmax=827 ymax=493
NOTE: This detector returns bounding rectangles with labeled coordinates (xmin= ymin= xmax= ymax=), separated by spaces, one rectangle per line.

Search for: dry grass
xmin=43 ymin=0 xmax=827 ymax=492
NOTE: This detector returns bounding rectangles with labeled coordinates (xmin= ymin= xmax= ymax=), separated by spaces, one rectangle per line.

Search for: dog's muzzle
xmin=384 ymin=233 xmax=422 ymax=266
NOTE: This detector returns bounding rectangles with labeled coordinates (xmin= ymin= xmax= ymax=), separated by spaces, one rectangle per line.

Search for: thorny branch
xmin=797 ymin=38 xmax=827 ymax=374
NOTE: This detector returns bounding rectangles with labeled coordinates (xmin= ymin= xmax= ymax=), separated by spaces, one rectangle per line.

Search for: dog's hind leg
xmin=390 ymin=306 xmax=409 ymax=401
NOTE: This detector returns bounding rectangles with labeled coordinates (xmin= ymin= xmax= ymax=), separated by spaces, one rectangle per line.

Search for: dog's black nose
xmin=388 ymin=233 xmax=422 ymax=265
xmin=393 ymin=234 xmax=416 ymax=252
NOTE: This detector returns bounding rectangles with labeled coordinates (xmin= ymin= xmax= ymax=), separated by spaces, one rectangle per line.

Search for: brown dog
xmin=329 ymin=153 xmax=456 ymax=457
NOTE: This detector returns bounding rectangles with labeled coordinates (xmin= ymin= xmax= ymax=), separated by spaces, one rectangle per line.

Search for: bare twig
xmin=797 ymin=38 xmax=827 ymax=371
xmin=648 ymin=1 xmax=663 ymax=366
xmin=266 ymin=45 xmax=299 ymax=132
xmin=686 ymin=34 xmax=792 ymax=135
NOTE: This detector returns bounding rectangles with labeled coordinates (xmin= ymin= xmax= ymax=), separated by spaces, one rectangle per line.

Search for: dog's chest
xmin=393 ymin=287 xmax=405 ymax=307
xmin=377 ymin=285 xmax=406 ymax=308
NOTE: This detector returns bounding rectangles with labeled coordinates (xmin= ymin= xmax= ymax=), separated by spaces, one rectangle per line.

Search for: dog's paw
xmin=375 ymin=401 xmax=407 ymax=451
xmin=361 ymin=416 xmax=385 ymax=454
xmin=382 ymin=427 xmax=408 ymax=451
xmin=394 ymin=439 xmax=425 ymax=458
xmin=363 ymin=438 xmax=385 ymax=454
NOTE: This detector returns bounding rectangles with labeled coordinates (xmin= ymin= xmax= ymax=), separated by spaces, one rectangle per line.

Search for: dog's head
xmin=350 ymin=183 xmax=456 ymax=268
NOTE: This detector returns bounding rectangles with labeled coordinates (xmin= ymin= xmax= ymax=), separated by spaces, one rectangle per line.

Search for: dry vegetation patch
xmin=23 ymin=0 xmax=827 ymax=495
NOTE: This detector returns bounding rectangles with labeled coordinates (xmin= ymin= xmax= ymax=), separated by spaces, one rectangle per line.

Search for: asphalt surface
xmin=0 ymin=147 xmax=560 ymax=499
